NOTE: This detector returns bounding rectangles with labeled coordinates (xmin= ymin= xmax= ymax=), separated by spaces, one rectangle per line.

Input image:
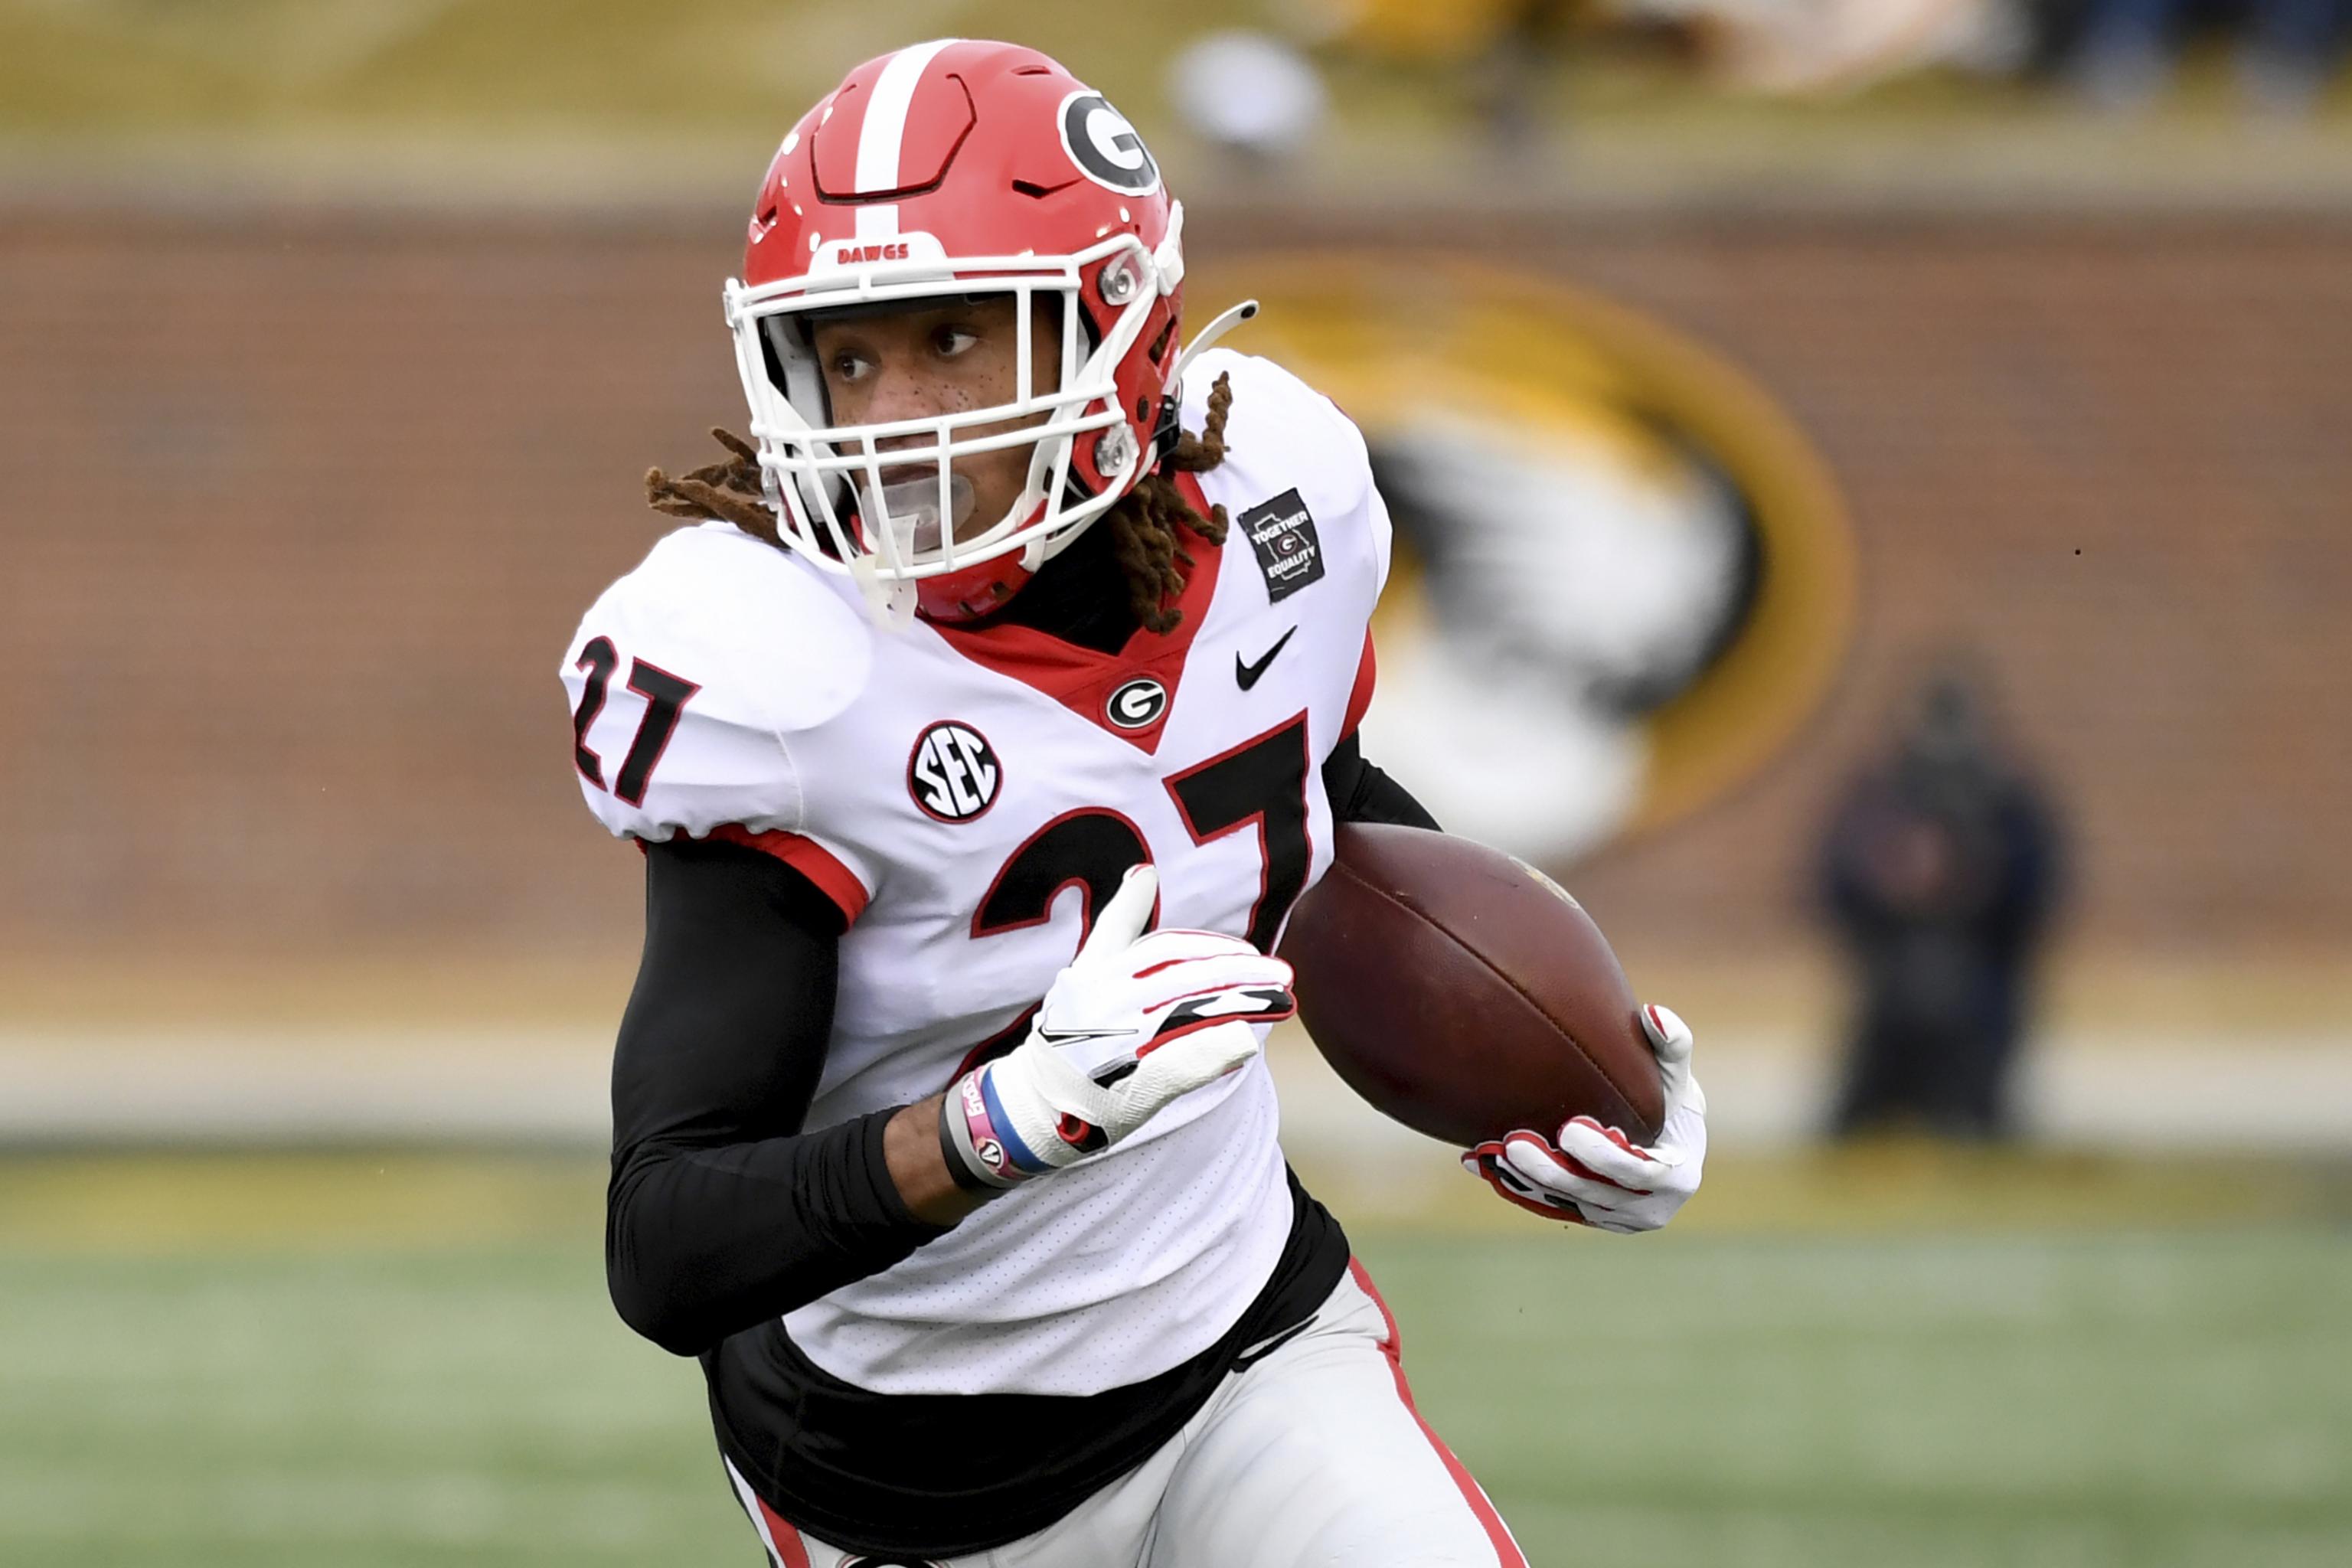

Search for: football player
xmin=562 ymin=40 xmax=1707 ymax=1568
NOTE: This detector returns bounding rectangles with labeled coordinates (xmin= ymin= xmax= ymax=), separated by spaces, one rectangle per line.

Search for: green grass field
xmin=2 ymin=1155 xmax=2347 ymax=1567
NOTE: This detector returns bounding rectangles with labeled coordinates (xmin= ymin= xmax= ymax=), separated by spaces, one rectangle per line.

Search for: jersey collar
xmin=922 ymin=470 xmax=1226 ymax=754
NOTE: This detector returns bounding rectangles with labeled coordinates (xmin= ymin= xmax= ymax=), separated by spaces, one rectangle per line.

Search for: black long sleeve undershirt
xmin=605 ymin=840 xmax=947 ymax=1355
xmin=1322 ymin=730 xmax=1442 ymax=833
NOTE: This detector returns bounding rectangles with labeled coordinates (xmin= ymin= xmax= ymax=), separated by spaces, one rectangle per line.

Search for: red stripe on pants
xmin=754 ymin=1495 xmax=812 ymax=1568
xmin=1347 ymin=1257 xmax=1530 ymax=1568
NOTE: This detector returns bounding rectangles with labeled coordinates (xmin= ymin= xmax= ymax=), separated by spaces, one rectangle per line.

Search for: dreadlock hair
xmin=643 ymin=371 xmax=1234 ymax=635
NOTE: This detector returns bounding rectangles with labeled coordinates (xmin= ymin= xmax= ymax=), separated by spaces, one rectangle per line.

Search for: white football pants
xmin=727 ymin=1261 xmax=1528 ymax=1568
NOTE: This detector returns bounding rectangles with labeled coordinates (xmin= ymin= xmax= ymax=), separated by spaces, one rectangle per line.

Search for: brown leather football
xmin=1278 ymin=823 xmax=1665 ymax=1148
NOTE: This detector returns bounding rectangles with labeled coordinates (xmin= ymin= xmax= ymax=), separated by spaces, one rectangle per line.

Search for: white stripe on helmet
xmin=855 ymin=38 xmax=963 ymax=194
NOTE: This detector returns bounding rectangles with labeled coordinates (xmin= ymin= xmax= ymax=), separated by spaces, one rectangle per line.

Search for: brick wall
xmin=3 ymin=204 xmax=2346 ymax=961
xmin=1465 ymin=211 xmax=2352 ymax=955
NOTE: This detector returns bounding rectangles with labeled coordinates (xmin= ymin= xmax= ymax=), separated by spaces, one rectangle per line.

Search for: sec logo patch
xmin=1106 ymin=677 xmax=1169 ymax=730
xmin=907 ymin=721 xmax=1001 ymax=822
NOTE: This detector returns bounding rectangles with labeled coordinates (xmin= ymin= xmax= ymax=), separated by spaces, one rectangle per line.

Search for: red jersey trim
xmin=1342 ymin=632 xmax=1377 ymax=738
xmin=705 ymin=824 xmax=872 ymax=924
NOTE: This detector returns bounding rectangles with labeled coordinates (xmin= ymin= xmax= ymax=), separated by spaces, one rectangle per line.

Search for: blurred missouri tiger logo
xmin=1192 ymin=256 xmax=1854 ymax=863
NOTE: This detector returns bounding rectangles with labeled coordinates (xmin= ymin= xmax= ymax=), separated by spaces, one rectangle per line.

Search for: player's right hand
xmin=1462 ymin=1004 xmax=1708 ymax=1233
xmin=941 ymin=865 xmax=1293 ymax=1190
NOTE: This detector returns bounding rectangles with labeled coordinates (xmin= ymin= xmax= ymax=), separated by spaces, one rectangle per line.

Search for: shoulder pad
xmin=558 ymin=524 xmax=871 ymax=844
xmin=586 ymin=524 xmax=871 ymax=736
xmin=1180 ymin=348 xmax=1390 ymax=594
xmin=1183 ymin=348 xmax=1370 ymax=480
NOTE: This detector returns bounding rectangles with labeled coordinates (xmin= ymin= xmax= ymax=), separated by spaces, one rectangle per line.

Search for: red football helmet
xmin=724 ymin=39 xmax=1251 ymax=623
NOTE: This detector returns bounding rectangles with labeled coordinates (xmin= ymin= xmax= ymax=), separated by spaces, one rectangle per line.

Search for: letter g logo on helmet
xmin=1058 ymin=90 xmax=1161 ymax=197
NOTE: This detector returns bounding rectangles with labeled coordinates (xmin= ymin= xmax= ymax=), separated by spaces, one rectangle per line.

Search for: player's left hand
xmin=1461 ymin=1004 xmax=1707 ymax=1233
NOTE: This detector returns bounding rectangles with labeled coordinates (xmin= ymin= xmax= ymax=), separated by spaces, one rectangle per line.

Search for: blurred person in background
xmin=1818 ymin=662 xmax=2064 ymax=1140
xmin=2066 ymin=0 xmax=2350 ymax=112
xmin=1608 ymin=1 xmax=2040 ymax=92
xmin=1315 ymin=0 xmax=1591 ymax=149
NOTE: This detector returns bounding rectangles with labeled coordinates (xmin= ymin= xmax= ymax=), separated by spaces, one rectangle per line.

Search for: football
xmin=1278 ymin=824 xmax=1666 ymax=1148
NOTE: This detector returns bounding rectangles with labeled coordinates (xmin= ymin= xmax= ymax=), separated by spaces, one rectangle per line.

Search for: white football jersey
xmin=561 ymin=350 xmax=1390 ymax=1396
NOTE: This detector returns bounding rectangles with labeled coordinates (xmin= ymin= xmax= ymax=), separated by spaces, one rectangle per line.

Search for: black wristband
xmin=936 ymin=1089 xmax=993 ymax=1193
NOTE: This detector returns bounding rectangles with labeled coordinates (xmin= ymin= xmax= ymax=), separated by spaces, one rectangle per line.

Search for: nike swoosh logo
xmin=1235 ymin=627 xmax=1297 ymax=691
xmin=1037 ymin=1027 xmax=1132 ymax=1046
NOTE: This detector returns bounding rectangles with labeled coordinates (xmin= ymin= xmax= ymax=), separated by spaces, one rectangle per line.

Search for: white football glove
xmin=1462 ymin=1004 xmax=1708 ymax=1234
xmin=942 ymin=864 xmax=1294 ymax=1190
